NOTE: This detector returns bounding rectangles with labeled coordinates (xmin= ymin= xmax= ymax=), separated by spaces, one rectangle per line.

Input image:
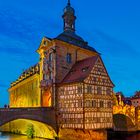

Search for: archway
xmin=0 ymin=119 xmax=57 ymax=139
xmin=113 ymin=114 xmax=135 ymax=131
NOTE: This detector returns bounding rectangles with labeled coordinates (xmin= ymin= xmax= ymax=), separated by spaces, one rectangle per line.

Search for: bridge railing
xmin=0 ymin=107 xmax=55 ymax=112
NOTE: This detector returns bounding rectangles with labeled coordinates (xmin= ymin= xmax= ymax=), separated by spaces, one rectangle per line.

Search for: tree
xmin=25 ymin=124 xmax=35 ymax=138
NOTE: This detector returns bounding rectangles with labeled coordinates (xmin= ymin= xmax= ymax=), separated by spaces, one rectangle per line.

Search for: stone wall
xmin=59 ymin=128 xmax=107 ymax=140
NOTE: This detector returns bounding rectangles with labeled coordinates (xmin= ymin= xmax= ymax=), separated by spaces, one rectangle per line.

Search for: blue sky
xmin=0 ymin=0 xmax=140 ymax=107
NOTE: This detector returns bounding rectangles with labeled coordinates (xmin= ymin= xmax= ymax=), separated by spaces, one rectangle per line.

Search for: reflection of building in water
xmin=8 ymin=0 xmax=114 ymax=130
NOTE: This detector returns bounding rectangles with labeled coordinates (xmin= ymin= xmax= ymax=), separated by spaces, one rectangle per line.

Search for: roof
xmin=62 ymin=56 xmax=99 ymax=84
xmin=55 ymin=30 xmax=98 ymax=53
xmin=131 ymin=91 xmax=140 ymax=99
xmin=10 ymin=63 xmax=40 ymax=87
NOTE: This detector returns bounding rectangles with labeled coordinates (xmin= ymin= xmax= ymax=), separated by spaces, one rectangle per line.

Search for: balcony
xmin=40 ymin=79 xmax=53 ymax=90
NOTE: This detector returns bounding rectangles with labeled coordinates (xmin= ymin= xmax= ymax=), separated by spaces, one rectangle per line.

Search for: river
xmin=1 ymin=132 xmax=140 ymax=140
xmin=0 ymin=133 xmax=47 ymax=140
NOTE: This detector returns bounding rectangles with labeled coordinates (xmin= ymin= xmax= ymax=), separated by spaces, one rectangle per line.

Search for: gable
xmin=37 ymin=37 xmax=53 ymax=54
xmin=84 ymin=57 xmax=114 ymax=87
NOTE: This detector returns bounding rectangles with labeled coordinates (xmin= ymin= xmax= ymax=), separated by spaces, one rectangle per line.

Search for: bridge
xmin=0 ymin=107 xmax=58 ymax=139
xmin=1 ymin=105 xmax=140 ymax=139
xmin=113 ymin=105 xmax=140 ymax=131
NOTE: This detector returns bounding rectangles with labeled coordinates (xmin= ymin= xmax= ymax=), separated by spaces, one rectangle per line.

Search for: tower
xmin=62 ymin=0 xmax=76 ymax=32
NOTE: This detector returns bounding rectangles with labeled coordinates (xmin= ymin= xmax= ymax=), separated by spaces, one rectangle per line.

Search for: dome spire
xmin=62 ymin=0 xmax=76 ymax=32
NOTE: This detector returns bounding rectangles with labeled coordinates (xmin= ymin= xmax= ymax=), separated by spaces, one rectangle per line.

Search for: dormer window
xmin=66 ymin=53 xmax=72 ymax=63
xmin=82 ymin=67 xmax=89 ymax=72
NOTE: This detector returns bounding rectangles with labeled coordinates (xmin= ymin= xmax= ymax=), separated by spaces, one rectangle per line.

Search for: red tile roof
xmin=62 ymin=56 xmax=99 ymax=84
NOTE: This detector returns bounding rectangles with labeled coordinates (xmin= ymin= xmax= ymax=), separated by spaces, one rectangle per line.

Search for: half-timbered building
xmin=9 ymin=0 xmax=114 ymax=131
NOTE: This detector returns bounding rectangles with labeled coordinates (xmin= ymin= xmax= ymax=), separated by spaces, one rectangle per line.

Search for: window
xmin=92 ymin=100 xmax=96 ymax=107
xmin=49 ymin=53 xmax=53 ymax=62
xmin=107 ymin=101 xmax=112 ymax=108
xmin=100 ymin=101 xmax=104 ymax=108
xmin=87 ymin=85 xmax=92 ymax=93
xmin=78 ymin=100 xmax=83 ymax=107
xmin=43 ymin=74 xmax=48 ymax=80
xmin=49 ymin=72 xmax=53 ymax=80
xmin=82 ymin=67 xmax=89 ymax=72
xmin=97 ymin=87 xmax=102 ymax=94
xmin=107 ymin=88 xmax=111 ymax=95
xmin=66 ymin=53 xmax=72 ymax=63
xmin=44 ymin=40 xmax=46 ymax=45
xmin=85 ymin=100 xmax=92 ymax=107
xmin=78 ymin=85 xmax=82 ymax=94
xmin=93 ymin=77 xmax=96 ymax=82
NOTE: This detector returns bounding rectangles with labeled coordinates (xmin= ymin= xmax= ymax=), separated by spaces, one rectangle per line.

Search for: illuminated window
xmin=66 ymin=53 xmax=72 ymax=63
xmin=85 ymin=100 xmax=92 ymax=107
xmin=85 ymin=100 xmax=90 ymax=107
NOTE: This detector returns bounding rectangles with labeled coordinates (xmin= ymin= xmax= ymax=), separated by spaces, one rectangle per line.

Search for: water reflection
xmin=109 ymin=133 xmax=140 ymax=140
xmin=0 ymin=133 xmax=47 ymax=140
xmin=1 ymin=132 xmax=140 ymax=140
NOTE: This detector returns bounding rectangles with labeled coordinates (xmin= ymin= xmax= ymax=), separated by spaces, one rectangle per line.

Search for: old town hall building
xmin=9 ymin=1 xmax=114 ymax=130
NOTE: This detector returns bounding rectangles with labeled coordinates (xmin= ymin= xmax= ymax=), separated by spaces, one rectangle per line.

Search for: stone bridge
xmin=113 ymin=105 xmax=140 ymax=131
xmin=0 ymin=107 xmax=57 ymax=132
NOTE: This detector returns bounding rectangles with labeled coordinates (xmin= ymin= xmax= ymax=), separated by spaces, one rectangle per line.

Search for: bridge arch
xmin=113 ymin=114 xmax=135 ymax=131
xmin=0 ymin=108 xmax=57 ymax=132
xmin=0 ymin=119 xmax=57 ymax=139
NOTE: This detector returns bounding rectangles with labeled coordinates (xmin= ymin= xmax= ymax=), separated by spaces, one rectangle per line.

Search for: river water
xmin=0 ymin=133 xmax=47 ymax=140
xmin=0 ymin=132 xmax=140 ymax=140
